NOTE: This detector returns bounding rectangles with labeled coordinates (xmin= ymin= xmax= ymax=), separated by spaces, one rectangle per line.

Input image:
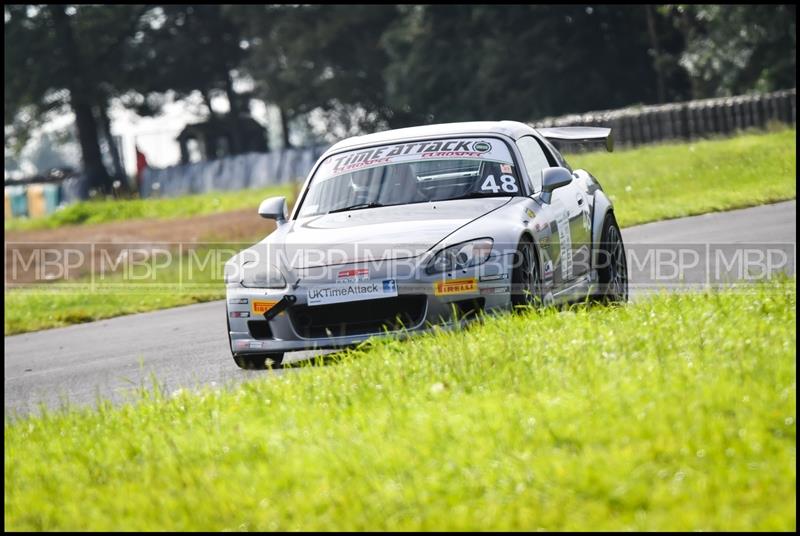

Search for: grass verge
xmin=3 ymin=286 xmax=222 ymax=335
xmin=4 ymin=278 xmax=796 ymax=531
xmin=569 ymin=127 xmax=796 ymax=228
xmin=4 ymin=184 xmax=294 ymax=232
xmin=3 ymin=242 xmax=233 ymax=335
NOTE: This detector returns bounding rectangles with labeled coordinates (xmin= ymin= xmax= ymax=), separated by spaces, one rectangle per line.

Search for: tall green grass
xmin=569 ymin=128 xmax=796 ymax=227
xmin=4 ymin=279 xmax=796 ymax=530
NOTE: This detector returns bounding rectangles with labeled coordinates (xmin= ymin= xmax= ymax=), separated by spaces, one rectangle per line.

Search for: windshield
xmin=296 ymin=137 xmax=522 ymax=217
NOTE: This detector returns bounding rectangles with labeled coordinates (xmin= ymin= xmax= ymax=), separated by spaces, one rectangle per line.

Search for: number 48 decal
xmin=480 ymin=174 xmax=518 ymax=193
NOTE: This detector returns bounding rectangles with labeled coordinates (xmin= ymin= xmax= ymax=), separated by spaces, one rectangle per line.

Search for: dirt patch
xmin=5 ymin=209 xmax=276 ymax=285
xmin=6 ymin=207 xmax=274 ymax=244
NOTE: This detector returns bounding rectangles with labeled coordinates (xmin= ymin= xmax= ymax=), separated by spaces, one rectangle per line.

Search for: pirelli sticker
xmin=252 ymin=300 xmax=279 ymax=315
xmin=433 ymin=277 xmax=478 ymax=296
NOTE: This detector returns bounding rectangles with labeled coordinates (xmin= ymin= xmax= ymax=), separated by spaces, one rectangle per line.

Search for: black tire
xmin=511 ymin=236 xmax=543 ymax=308
xmin=596 ymin=212 xmax=628 ymax=303
xmin=233 ymin=353 xmax=285 ymax=370
xmin=226 ymin=308 xmax=233 ymax=352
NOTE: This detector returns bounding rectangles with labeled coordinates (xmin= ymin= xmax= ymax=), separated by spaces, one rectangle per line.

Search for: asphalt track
xmin=4 ymin=200 xmax=796 ymax=415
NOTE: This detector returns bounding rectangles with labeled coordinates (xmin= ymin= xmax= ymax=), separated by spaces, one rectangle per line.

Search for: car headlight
xmin=426 ymin=238 xmax=494 ymax=274
xmin=227 ymin=260 xmax=287 ymax=289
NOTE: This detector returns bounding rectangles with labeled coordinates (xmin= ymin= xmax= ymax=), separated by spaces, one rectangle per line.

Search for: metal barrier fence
xmin=140 ymin=145 xmax=329 ymax=199
xmin=532 ymin=88 xmax=796 ymax=148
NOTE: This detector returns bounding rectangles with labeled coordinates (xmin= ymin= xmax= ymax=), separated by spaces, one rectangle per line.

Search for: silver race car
xmin=224 ymin=121 xmax=627 ymax=368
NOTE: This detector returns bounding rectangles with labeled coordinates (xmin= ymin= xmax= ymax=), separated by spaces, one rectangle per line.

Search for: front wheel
xmin=511 ymin=237 xmax=543 ymax=309
xmin=596 ymin=212 xmax=628 ymax=303
xmin=233 ymin=353 xmax=285 ymax=370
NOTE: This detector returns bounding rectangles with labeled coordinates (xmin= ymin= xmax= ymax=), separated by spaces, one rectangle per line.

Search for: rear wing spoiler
xmin=536 ymin=126 xmax=614 ymax=152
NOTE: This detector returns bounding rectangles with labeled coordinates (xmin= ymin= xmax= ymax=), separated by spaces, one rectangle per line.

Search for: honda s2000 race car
xmin=224 ymin=121 xmax=627 ymax=368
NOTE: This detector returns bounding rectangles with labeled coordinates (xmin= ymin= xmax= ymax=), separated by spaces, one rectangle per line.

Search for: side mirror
xmin=258 ymin=196 xmax=288 ymax=225
xmin=541 ymin=167 xmax=573 ymax=194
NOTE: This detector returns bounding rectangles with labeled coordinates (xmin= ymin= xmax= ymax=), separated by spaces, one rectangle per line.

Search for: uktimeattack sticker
xmin=307 ymin=279 xmax=398 ymax=306
xmin=500 ymin=164 xmax=513 ymax=174
xmin=433 ymin=277 xmax=478 ymax=296
xmin=317 ymin=138 xmax=514 ymax=179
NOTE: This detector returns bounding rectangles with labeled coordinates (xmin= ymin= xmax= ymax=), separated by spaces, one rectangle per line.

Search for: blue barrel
xmin=7 ymin=186 xmax=28 ymax=218
xmin=42 ymin=183 xmax=61 ymax=214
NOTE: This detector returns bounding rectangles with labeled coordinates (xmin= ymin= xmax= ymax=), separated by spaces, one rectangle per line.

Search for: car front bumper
xmin=226 ymin=256 xmax=514 ymax=355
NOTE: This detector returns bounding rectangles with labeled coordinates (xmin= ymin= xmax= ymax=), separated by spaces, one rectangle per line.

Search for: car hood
xmin=279 ymin=197 xmax=510 ymax=269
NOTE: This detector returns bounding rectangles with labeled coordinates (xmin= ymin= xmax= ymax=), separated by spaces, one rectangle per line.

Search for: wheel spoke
xmin=514 ymin=242 xmax=541 ymax=306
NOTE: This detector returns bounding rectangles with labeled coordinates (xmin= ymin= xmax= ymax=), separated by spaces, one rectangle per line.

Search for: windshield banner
xmin=317 ymin=138 xmax=514 ymax=179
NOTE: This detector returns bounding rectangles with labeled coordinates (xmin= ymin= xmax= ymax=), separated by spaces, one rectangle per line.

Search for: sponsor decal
xmin=472 ymin=141 xmax=492 ymax=153
xmin=480 ymin=285 xmax=510 ymax=295
xmin=317 ymin=138 xmax=514 ymax=179
xmin=555 ymin=210 xmax=573 ymax=280
xmin=337 ymin=267 xmax=369 ymax=283
xmin=479 ymin=273 xmax=508 ymax=282
xmin=249 ymin=342 xmax=262 ymax=349
xmin=307 ymin=279 xmax=398 ymax=306
xmin=582 ymin=208 xmax=591 ymax=232
xmin=434 ymin=277 xmax=478 ymax=296
xmin=228 ymin=297 xmax=248 ymax=305
xmin=230 ymin=311 xmax=250 ymax=318
xmin=526 ymin=208 xmax=536 ymax=219
xmin=543 ymin=260 xmax=554 ymax=280
xmin=500 ymin=164 xmax=513 ymax=174
xmin=252 ymin=300 xmax=279 ymax=315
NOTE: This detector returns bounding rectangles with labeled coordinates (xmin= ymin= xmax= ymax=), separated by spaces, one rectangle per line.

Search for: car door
xmin=539 ymin=138 xmax=592 ymax=279
xmin=517 ymin=136 xmax=590 ymax=284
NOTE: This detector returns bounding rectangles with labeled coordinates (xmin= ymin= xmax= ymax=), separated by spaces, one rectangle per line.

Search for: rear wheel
xmin=511 ymin=237 xmax=542 ymax=308
xmin=596 ymin=212 xmax=628 ymax=303
xmin=233 ymin=353 xmax=285 ymax=370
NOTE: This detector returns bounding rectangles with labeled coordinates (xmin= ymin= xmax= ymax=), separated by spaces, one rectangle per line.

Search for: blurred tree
xmin=124 ymin=5 xmax=254 ymax=155
xmin=126 ymin=6 xmax=249 ymax=117
xmin=5 ymin=2 xmax=795 ymax=171
xmin=5 ymin=5 xmax=145 ymax=192
xmin=670 ymin=4 xmax=796 ymax=98
xmin=383 ymin=5 xmax=691 ymax=124
xmin=235 ymin=5 xmax=403 ymax=145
